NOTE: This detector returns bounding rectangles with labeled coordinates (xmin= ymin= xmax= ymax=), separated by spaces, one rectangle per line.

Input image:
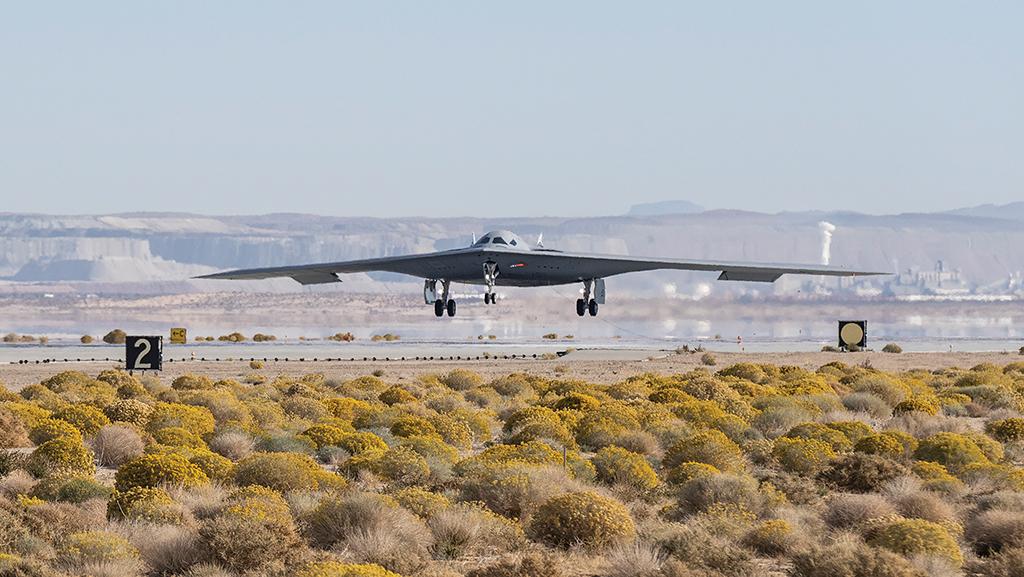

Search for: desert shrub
xmin=102 ymin=329 xmax=127 ymax=344
xmin=235 ymin=452 xmax=341 ymax=492
xmin=893 ymin=397 xmax=940 ymax=416
xmin=911 ymin=461 xmax=965 ymax=493
xmin=741 ymin=519 xmax=796 ymax=556
xmin=199 ymin=486 xmax=300 ymax=573
xmin=336 ymin=432 xmax=389 ymax=456
xmin=28 ymin=419 xmax=82 ymax=445
xmin=390 ymin=416 xmax=438 ymax=438
xmin=296 ymin=562 xmax=402 ymax=577
xmin=3 ymin=401 xmax=51 ymax=429
xmin=987 ymin=418 xmax=1024 ymax=443
xmin=465 ymin=551 xmax=564 ymax=577
xmin=104 ymin=399 xmax=152 ymax=426
xmin=30 ymin=475 xmax=110 ymax=503
xmin=188 ymin=450 xmax=235 ymax=482
xmin=171 ymin=374 xmax=214 ymax=391
xmin=114 ymin=453 xmax=208 ymax=491
xmin=146 ymin=402 xmax=215 ymax=437
xmin=123 ymin=523 xmax=202 ymax=577
xmin=790 ymin=538 xmax=927 ymax=577
xmin=379 ymin=386 xmax=417 ymax=406
xmin=824 ymin=492 xmax=898 ymax=529
xmin=428 ymin=414 xmax=474 ymax=449
xmin=0 ymin=407 xmax=29 ymax=448
xmin=842 ymin=392 xmax=893 ymax=418
xmin=0 ymin=450 xmax=28 ymax=477
xmin=882 ymin=343 xmax=903 ymax=354
xmin=92 ymin=424 xmax=144 ymax=467
xmin=430 ymin=503 xmax=526 ymax=560
xmin=152 ymin=426 xmax=206 ymax=449
xmin=676 ymin=472 xmax=764 ymax=516
xmin=891 ymin=490 xmax=955 ymax=525
xmin=855 ymin=434 xmax=906 ymax=459
xmin=346 ymin=446 xmax=431 ymax=487
xmin=207 ymin=430 xmax=255 ymax=460
xmin=178 ymin=389 xmax=254 ymax=429
xmin=323 ymin=397 xmax=373 ymax=420
xmin=528 ymin=491 xmax=635 ymax=549
xmin=965 ymin=510 xmax=1024 ymax=556
xmin=97 ymin=369 xmax=145 ymax=395
xmin=819 ymin=453 xmax=910 ymax=493
xmin=915 ymin=432 xmax=990 ymax=472
xmin=785 ymin=422 xmax=853 ymax=452
xmin=592 ymin=446 xmax=659 ymax=491
xmin=824 ymin=421 xmax=875 ymax=444
xmin=772 ymin=437 xmax=837 ymax=476
xmin=960 ymin=462 xmax=1024 ymax=491
xmin=107 ymin=486 xmax=181 ymax=522
xmin=26 ymin=435 xmax=95 ymax=478
xmin=302 ymin=491 xmax=401 ymax=548
xmin=666 ymin=461 xmax=720 ymax=485
xmin=866 ymin=517 xmax=964 ymax=566
xmin=966 ymin=431 xmax=1005 ymax=462
xmin=301 ymin=423 xmax=355 ymax=449
xmin=400 ymin=434 xmax=459 ymax=465
xmin=662 ymin=430 xmax=745 ymax=472
xmin=393 ymin=486 xmax=450 ymax=518
xmin=718 ymin=363 xmax=768 ymax=384
xmin=57 ymin=530 xmax=139 ymax=570
xmin=440 ymin=369 xmax=483 ymax=390
xmin=52 ymin=405 xmax=110 ymax=437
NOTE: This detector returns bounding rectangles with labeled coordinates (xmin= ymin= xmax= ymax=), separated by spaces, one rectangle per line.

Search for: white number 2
xmin=133 ymin=339 xmax=152 ymax=369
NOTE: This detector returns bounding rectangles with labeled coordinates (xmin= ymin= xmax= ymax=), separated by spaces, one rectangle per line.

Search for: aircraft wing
xmin=503 ymin=250 xmax=887 ymax=282
xmin=193 ymin=249 xmax=476 ymax=285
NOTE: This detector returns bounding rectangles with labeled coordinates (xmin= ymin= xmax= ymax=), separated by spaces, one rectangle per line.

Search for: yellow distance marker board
xmin=169 ymin=327 xmax=187 ymax=344
xmin=838 ymin=320 xmax=867 ymax=350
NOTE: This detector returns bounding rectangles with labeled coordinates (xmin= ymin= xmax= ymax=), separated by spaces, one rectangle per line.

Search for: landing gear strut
xmin=576 ymin=278 xmax=599 ymax=317
xmin=431 ymin=279 xmax=456 ymax=317
xmin=483 ymin=261 xmax=498 ymax=305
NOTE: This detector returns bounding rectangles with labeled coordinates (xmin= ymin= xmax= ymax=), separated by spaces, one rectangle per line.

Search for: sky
xmin=1 ymin=2 xmax=1021 ymax=218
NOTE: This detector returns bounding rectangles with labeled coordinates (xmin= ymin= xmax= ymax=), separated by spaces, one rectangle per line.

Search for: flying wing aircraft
xmin=196 ymin=229 xmax=887 ymax=317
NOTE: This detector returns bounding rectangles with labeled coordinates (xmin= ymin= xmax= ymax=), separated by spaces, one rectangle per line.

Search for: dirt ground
xmin=3 ymin=350 xmax=1022 ymax=391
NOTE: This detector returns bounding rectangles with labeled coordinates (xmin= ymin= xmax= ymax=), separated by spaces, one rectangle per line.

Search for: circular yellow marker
xmin=840 ymin=322 xmax=865 ymax=347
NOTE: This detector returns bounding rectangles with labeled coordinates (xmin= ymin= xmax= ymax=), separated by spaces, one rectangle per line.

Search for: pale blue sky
xmin=1 ymin=2 xmax=1021 ymax=217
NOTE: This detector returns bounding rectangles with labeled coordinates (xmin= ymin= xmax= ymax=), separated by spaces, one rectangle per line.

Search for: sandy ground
xmin=3 ymin=350 xmax=1023 ymax=391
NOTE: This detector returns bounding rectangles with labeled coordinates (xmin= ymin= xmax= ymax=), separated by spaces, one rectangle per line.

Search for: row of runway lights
xmin=9 ymin=354 xmax=556 ymax=365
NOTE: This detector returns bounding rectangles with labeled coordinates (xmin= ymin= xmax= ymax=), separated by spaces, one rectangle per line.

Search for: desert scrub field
xmin=2 ymin=363 xmax=1024 ymax=576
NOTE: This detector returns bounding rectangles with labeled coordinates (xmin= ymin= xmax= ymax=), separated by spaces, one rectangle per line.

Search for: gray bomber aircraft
xmin=196 ymin=230 xmax=885 ymax=317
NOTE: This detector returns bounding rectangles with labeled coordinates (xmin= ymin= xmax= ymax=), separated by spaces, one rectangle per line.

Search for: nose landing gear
xmin=483 ymin=262 xmax=498 ymax=305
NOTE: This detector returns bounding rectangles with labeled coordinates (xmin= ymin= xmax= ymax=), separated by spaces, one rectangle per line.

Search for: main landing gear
xmin=427 ymin=279 xmax=456 ymax=317
xmin=576 ymin=278 xmax=599 ymax=317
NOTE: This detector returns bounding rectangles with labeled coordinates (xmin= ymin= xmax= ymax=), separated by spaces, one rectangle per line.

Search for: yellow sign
xmin=169 ymin=327 xmax=187 ymax=344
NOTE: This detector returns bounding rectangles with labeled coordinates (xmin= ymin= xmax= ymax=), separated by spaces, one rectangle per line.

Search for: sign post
xmin=126 ymin=336 xmax=162 ymax=373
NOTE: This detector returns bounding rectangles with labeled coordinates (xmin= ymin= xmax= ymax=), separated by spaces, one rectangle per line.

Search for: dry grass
xmin=91 ymin=424 xmax=145 ymax=467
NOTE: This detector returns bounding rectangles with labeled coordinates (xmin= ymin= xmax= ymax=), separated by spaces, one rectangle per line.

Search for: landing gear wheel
xmin=446 ymin=299 xmax=457 ymax=317
xmin=576 ymin=298 xmax=586 ymax=317
xmin=484 ymin=293 xmax=493 ymax=305
xmin=588 ymin=299 xmax=598 ymax=317
xmin=434 ymin=299 xmax=445 ymax=317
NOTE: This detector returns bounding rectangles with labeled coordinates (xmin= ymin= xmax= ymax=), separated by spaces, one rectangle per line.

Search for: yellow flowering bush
xmin=107 ymin=486 xmax=181 ymax=522
xmin=866 ymin=518 xmax=964 ymax=566
xmin=52 ymin=404 xmax=110 ymax=436
xmin=528 ymin=491 xmax=636 ymax=549
xmin=296 ymin=562 xmax=402 ymax=577
xmin=235 ymin=452 xmax=341 ymax=492
xmin=104 ymin=398 xmax=153 ymax=425
xmin=914 ymin=432 xmax=990 ymax=473
xmin=772 ymin=437 xmax=837 ymax=476
xmin=663 ymin=429 xmax=745 ymax=472
xmin=302 ymin=423 xmax=355 ymax=449
xmin=114 ymin=453 xmax=208 ymax=491
xmin=592 ymin=446 xmax=659 ymax=490
xmin=26 ymin=435 xmax=95 ymax=477
xmin=57 ymin=531 xmax=138 ymax=566
xmin=987 ymin=417 xmax=1024 ymax=443
xmin=28 ymin=418 xmax=82 ymax=445
xmin=146 ymin=402 xmax=215 ymax=436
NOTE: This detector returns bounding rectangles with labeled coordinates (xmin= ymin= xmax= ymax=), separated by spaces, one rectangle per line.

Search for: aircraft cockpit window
xmin=509 ymin=239 xmax=517 ymax=246
xmin=492 ymin=237 xmax=507 ymax=245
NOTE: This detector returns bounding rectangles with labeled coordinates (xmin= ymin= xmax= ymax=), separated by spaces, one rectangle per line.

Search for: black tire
xmin=576 ymin=298 xmax=586 ymax=316
xmin=588 ymin=299 xmax=598 ymax=316
xmin=434 ymin=299 xmax=444 ymax=317
xmin=446 ymin=299 xmax=457 ymax=317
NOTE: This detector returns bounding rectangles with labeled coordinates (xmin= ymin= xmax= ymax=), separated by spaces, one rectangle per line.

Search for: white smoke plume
xmin=818 ymin=221 xmax=836 ymax=265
